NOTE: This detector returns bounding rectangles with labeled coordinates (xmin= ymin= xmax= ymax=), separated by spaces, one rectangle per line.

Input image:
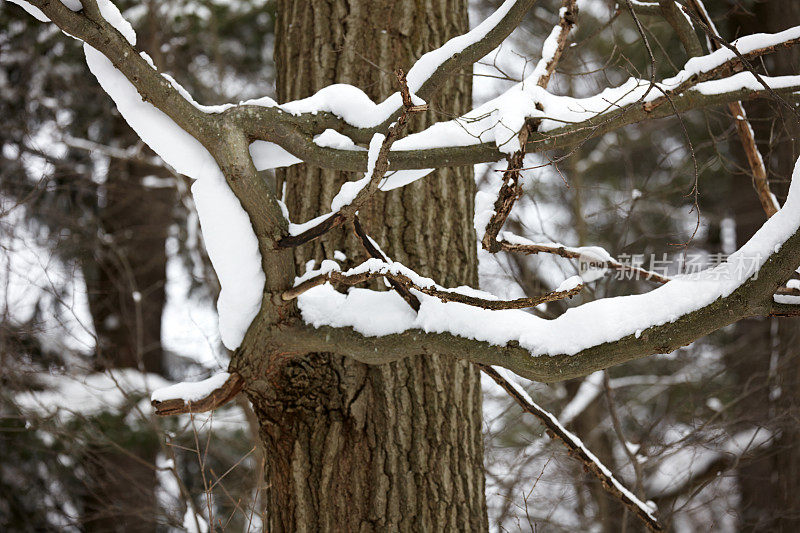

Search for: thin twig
xmin=352 ymin=216 xmax=422 ymax=311
xmin=685 ymin=0 xmax=780 ymax=217
xmin=497 ymin=239 xmax=672 ymax=284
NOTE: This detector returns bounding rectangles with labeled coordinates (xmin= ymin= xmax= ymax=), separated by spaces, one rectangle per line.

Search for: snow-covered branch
xmin=266 ymin=158 xmax=800 ymax=382
xmin=13 ymin=0 xmax=800 ymax=400
xmin=225 ymin=23 xmax=800 ymax=175
xmin=277 ymin=70 xmax=428 ymax=248
xmin=151 ymin=372 xmax=244 ymax=416
xmin=282 ymin=257 xmax=583 ymax=310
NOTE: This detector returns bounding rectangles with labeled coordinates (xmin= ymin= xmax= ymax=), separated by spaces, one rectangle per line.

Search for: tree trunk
xmin=238 ymin=1 xmax=487 ymax=530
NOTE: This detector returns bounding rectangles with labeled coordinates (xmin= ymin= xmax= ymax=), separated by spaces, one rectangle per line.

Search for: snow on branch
xmin=227 ymin=0 xmax=537 ymax=143
xmin=288 ymin=158 xmax=800 ymax=381
xmin=641 ymin=27 xmax=800 ymax=113
xmin=227 ymin=17 xmax=800 ymax=174
xmin=282 ymin=257 xmax=583 ymax=311
xmin=14 ymin=0 xmax=800 ymax=389
xmin=151 ymin=372 xmax=244 ymax=416
xmin=23 ymin=0 xmax=269 ymax=350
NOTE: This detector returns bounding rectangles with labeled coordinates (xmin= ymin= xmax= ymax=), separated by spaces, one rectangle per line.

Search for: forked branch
xmin=277 ymin=69 xmax=428 ymax=249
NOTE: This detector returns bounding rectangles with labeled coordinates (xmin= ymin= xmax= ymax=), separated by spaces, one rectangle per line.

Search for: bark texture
xmin=237 ymin=1 xmax=487 ymax=531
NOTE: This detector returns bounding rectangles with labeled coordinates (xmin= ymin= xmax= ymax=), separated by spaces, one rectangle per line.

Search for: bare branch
xmin=657 ymin=0 xmax=703 ymax=58
xmin=481 ymin=145 xmax=529 ymax=253
xmin=497 ymin=238 xmax=672 ymax=284
xmin=352 ymin=216 xmax=422 ymax=312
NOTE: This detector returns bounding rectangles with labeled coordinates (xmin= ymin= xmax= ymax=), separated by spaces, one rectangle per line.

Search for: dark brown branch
xmin=477 ymin=364 xmax=662 ymax=531
xmin=152 ymin=373 xmax=244 ymax=416
xmin=282 ymin=259 xmax=583 ymax=310
xmin=481 ymin=144 xmax=529 ymax=253
xmin=352 ymin=216 xmax=422 ymax=312
xmin=770 ymin=302 xmax=800 ymax=317
xmin=536 ymin=0 xmax=578 ymax=89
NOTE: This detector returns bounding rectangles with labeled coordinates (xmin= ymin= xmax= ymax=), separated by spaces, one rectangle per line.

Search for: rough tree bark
xmin=232 ymin=1 xmax=487 ymax=531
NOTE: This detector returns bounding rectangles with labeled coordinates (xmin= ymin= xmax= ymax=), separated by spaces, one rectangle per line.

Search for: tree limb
xmin=263 ymin=212 xmax=800 ymax=383
xmin=281 ymin=258 xmax=583 ymax=310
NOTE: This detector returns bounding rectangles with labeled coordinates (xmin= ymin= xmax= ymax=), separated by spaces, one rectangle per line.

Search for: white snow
xmin=406 ymin=0 xmax=519 ymax=91
xmin=379 ymin=168 xmax=435 ymax=191
xmin=313 ymin=129 xmax=364 ymax=151
xmin=774 ymin=293 xmax=800 ymax=305
xmin=151 ymin=372 xmax=231 ymax=403
xmin=556 ymin=275 xmax=582 ymax=292
xmin=249 ymin=140 xmax=302 ymax=170
xmin=330 ymin=133 xmax=385 ymax=212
